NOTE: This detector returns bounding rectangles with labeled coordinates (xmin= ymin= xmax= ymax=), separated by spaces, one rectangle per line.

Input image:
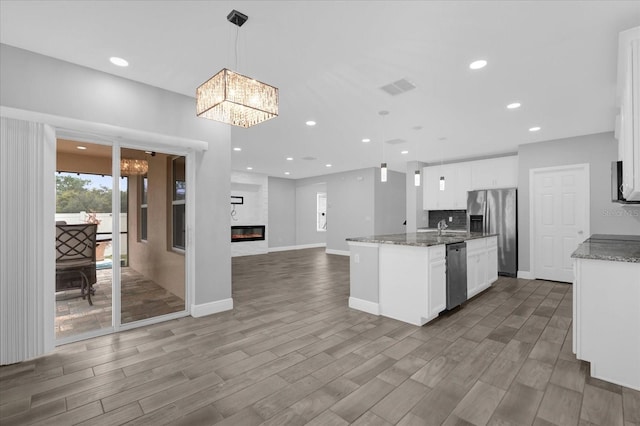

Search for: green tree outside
xmin=56 ymin=174 xmax=128 ymax=213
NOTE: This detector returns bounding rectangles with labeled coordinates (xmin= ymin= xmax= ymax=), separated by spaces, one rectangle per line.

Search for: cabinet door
xmin=455 ymin=164 xmax=472 ymax=209
xmin=466 ymin=251 xmax=479 ymax=298
xmin=428 ymin=258 xmax=446 ymax=316
xmin=487 ymin=245 xmax=498 ymax=284
xmin=622 ymin=39 xmax=640 ymax=200
xmin=476 ymin=250 xmax=488 ymax=290
xmin=439 ymin=164 xmax=455 ymax=210
xmin=471 ymin=157 xmax=518 ymax=189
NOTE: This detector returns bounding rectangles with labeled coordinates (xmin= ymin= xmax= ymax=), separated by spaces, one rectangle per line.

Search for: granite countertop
xmin=571 ymin=234 xmax=640 ymax=263
xmin=346 ymin=232 xmax=496 ymax=247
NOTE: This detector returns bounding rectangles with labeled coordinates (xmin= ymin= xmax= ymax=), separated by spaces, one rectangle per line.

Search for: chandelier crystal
xmin=120 ymin=159 xmax=148 ymax=176
xmin=196 ymin=69 xmax=279 ymax=128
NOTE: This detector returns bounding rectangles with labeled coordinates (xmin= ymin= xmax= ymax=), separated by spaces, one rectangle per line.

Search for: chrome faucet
xmin=437 ymin=219 xmax=448 ymax=236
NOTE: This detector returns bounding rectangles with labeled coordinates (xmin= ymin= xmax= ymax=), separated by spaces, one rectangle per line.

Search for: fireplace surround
xmin=231 ymin=225 xmax=266 ymax=242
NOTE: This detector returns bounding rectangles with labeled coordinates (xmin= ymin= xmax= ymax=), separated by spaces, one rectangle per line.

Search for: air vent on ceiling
xmin=385 ymin=138 xmax=406 ymax=145
xmin=301 ymin=156 xmax=317 ymax=161
xmin=380 ymin=78 xmax=416 ymax=96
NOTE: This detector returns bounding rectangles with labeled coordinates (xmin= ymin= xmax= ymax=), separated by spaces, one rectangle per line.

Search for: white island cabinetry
xmin=572 ymin=235 xmax=640 ymax=391
xmin=348 ymin=233 xmax=498 ymax=327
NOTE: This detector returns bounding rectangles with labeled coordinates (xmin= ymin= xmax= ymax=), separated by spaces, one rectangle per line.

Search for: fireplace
xmin=231 ymin=225 xmax=266 ymax=242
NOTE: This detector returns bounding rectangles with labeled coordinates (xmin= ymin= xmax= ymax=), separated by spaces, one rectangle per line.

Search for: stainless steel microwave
xmin=612 ymin=161 xmax=640 ymax=204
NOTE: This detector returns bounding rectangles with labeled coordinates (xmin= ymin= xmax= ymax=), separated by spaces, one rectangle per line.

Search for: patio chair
xmin=55 ymin=223 xmax=97 ymax=305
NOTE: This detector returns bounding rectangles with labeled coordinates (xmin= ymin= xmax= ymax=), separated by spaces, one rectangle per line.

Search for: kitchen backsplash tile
xmin=428 ymin=210 xmax=467 ymax=230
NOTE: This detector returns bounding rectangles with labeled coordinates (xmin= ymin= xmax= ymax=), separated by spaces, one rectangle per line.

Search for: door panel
xmin=55 ymin=140 xmax=113 ymax=341
xmin=120 ymin=148 xmax=186 ymax=324
xmin=533 ymin=165 xmax=588 ymax=282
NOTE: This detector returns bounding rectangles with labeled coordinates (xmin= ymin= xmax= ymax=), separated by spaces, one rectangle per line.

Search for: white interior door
xmin=531 ymin=164 xmax=589 ymax=282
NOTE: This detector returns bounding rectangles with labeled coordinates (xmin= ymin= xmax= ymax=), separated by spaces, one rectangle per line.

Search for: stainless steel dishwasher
xmin=446 ymin=242 xmax=467 ymax=310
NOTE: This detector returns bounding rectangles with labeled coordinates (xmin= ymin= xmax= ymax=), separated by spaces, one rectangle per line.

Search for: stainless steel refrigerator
xmin=467 ymin=188 xmax=517 ymax=276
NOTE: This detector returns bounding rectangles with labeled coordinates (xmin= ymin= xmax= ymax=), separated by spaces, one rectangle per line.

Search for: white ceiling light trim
xmin=469 ymin=59 xmax=487 ymax=70
xmin=109 ymin=56 xmax=129 ymax=67
xmin=306 ymin=120 xmax=317 ymax=126
xmin=506 ymin=102 xmax=521 ymax=109
xmin=529 ymin=126 xmax=541 ymax=132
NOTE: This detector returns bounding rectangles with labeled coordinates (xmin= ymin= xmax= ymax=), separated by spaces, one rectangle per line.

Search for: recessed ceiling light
xmin=286 ymin=157 xmax=293 ymax=161
xmin=233 ymin=147 xmax=242 ymax=151
xmin=284 ymin=172 xmax=290 ymax=175
xmin=362 ymin=138 xmax=371 ymax=143
xmin=246 ymin=166 xmax=253 ymax=170
xmin=306 ymin=120 xmax=316 ymax=126
xmin=325 ymin=164 xmax=332 ymax=168
xmin=507 ymin=102 xmax=521 ymax=109
xmin=401 ymin=150 xmax=409 ymax=154
xmin=529 ymin=126 xmax=541 ymax=132
xmin=76 ymin=146 xmax=87 ymax=150
xmin=469 ymin=59 xmax=487 ymax=70
xmin=109 ymin=56 xmax=129 ymax=67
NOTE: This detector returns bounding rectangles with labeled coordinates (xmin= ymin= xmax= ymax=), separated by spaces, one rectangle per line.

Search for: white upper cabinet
xmin=423 ymin=156 xmax=517 ymax=211
xmin=423 ymin=163 xmax=471 ymax=210
xmin=470 ymin=156 xmax=518 ymax=190
xmin=617 ymin=27 xmax=640 ymax=201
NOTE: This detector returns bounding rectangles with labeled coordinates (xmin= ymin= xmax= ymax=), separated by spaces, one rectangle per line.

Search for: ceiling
xmin=1 ymin=1 xmax=639 ymax=179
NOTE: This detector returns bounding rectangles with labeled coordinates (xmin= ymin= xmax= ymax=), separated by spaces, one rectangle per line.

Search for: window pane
xmin=140 ymin=207 xmax=147 ymax=241
xmin=141 ymin=176 xmax=148 ymax=205
xmin=173 ymin=204 xmax=185 ymax=249
xmin=173 ymin=157 xmax=186 ymax=201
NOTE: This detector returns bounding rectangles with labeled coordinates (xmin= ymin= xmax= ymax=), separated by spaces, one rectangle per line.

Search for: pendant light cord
xmin=235 ymin=25 xmax=239 ymax=71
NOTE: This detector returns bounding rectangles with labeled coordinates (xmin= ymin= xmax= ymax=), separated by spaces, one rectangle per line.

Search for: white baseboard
xmin=326 ymin=249 xmax=350 ymax=256
xmin=191 ymin=298 xmax=233 ymax=318
xmin=349 ymin=297 xmax=380 ymax=316
xmin=517 ymin=270 xmax=535 ymax=279
xmin=268 ymin=243 xmax=326 ymax=252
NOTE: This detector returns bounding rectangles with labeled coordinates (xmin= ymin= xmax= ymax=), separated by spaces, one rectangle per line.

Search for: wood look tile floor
xmin=2 ymin=248 xmax=639 ymax=425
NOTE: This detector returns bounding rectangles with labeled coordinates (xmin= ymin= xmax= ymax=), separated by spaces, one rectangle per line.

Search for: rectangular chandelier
xmin=120 ymin=159 xmax=148 ymax=176
xmin=196 ymin=68 xmax=279 ymax=128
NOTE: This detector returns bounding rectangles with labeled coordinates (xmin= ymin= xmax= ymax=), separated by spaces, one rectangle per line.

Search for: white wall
xmin=296 ymin=178 xmax=328 ymax=247
xmin=406 ymin=161 xmax=429 ymax=232
xmin=374 ymin=169 xmax=407 ymax=235
xmin=326 ymin=168 xmax=377 ymax=253
xmin=518 ymin=132 xmax=640 ymax=273
xmin=268 ymin=177 xmax=297 ymax=248
xmin=1 ymin=44 xmax=232 ymax=317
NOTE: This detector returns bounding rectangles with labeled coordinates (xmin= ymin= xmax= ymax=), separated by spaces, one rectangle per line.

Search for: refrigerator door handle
xmin=483 ymin=200 xmax=489 ymax=234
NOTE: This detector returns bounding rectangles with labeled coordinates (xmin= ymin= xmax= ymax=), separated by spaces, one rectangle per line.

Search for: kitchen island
xmin=571 ymin=234 xmax=640 ymax=391
xmin=347 ymin=231 xmax=497 ymax=326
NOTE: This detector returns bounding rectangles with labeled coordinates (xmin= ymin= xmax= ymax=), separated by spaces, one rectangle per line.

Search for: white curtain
xmin=0 ymin=117 xmax=55 ymax=365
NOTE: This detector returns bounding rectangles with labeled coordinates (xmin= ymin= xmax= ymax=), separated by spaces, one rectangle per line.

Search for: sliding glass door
xmin=119 ymin=148 xmax=186 ymax=324
xmin=55 ymin=139 xmax=187 ymax=343
xmin=55 ymin=140 xmax=115 ymax=340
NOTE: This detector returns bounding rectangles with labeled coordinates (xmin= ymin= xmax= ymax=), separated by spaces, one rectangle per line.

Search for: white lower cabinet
xmin=573 ymin=258 xmax=640 ymax=390
xmin=428 ymin=246 xmax=447 ymax=316
xmin=486 ymin=237 xmax=498 ymax=284
xmin=378 ymin=244 xmax=446 ymax=326
xmin=466 ymin=236 xmax=498 ymax=299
